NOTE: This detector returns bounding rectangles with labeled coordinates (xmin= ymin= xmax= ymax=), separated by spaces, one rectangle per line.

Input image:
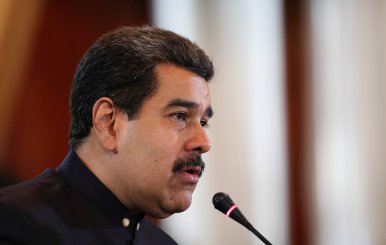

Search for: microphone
xmin=212 ymin=192 xmax=272 ymax=245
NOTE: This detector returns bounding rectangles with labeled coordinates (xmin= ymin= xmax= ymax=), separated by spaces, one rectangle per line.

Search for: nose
xmin=184 ymin=123 xmax=211 ymax=154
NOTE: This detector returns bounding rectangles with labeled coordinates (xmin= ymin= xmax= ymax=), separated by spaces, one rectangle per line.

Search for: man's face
xmin=113 ymin=63 xmax=212 ymax=218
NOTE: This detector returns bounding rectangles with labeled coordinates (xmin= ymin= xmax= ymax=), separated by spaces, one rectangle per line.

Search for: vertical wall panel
xmin=283 ymin=0 xmax=314 ymax=244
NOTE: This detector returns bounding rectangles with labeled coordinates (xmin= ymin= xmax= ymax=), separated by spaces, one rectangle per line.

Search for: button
xmin=122 ymin=218 xmax=130 ymax=228
xmin=136 ymin=223 xmax=140 ymax=231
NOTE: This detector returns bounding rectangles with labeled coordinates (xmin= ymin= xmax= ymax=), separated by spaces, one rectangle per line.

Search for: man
xmin=0 ymin=26 xmax=214 ymax=244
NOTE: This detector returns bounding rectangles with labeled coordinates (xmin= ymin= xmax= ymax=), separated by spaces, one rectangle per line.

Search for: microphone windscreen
xmin=212 ymin=192 xmax=235 ymax=214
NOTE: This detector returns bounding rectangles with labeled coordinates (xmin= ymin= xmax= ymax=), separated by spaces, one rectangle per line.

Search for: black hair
xmin=69 ymin=26 xmax=214 ymax=149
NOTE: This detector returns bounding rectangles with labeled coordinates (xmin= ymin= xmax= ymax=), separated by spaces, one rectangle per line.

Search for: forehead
xmin=151 ymin=63 xmax=211 ymax=107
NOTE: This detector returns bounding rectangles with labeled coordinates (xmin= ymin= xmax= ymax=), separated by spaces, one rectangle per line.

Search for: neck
xmin=75 ymin=139 xmax=141 ymax=214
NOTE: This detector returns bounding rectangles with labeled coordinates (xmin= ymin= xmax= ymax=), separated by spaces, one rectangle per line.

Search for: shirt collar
xmin=56 ymin=150 xmax=145 ymax=238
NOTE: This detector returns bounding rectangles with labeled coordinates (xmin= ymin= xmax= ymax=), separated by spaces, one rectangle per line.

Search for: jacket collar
xmin=56 ymin=150 xmax=144 ymax=239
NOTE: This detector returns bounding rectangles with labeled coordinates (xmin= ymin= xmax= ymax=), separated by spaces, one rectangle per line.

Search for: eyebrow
xmin=166 ymin=99 xmax=214 ymax=118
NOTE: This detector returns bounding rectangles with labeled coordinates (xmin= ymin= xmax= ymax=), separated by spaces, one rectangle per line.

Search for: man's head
xmin=69 ymin=26 xmax=214 ymax=218
xmin=70 ymin=26 xmax=213 ymax=149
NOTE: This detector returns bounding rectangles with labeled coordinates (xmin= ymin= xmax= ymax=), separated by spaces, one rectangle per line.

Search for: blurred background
xmin=1 ymin=0 xmax=385 ymax=244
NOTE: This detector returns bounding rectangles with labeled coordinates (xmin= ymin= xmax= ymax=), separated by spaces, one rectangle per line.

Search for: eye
xmin=171 ymin=112 xmax=186 ymax=121
xmin=200 ymin=119 xmax=209 ymax=128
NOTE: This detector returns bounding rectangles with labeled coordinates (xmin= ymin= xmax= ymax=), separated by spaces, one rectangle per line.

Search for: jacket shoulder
xmin=0 ymin=169 xmax=65 ymax=244
xmin=0 ymin=202 xmax=47 ymax=245
xmin=0 ymin=169 xmax=63 ymax=206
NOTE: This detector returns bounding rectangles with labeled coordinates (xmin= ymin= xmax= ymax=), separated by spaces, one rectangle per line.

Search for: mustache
xmin=172 ymin=155 xmax=206 ymax=177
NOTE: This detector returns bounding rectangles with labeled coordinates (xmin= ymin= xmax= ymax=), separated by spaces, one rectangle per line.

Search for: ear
xmin=92 ymin=97 xmax=118 ymax=151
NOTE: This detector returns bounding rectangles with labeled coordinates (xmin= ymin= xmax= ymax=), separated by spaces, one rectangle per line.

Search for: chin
xmin=176 ymin=193 xmax=194 ymax=212
xmin=159 ymin=191 xmax=193 ymax=217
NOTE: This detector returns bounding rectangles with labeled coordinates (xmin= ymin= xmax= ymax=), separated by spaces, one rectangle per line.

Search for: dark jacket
xmin=0 ymin=151 xmax=177 ymax=245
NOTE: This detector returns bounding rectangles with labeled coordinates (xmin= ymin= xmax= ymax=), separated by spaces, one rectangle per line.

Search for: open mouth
xmin=176 ymin=165 xmax=202 ymax=185
xmin=183 ymin=166 xmax=202 ymax=177
xmin=172 ymin=155 xmax=205 ymax=181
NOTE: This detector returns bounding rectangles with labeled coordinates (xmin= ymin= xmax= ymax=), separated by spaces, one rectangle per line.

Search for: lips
xmin=176 ymin=165 xmax=202 ymax=184
xmin=180 ymin=165 xmax=202 ymax=177
xmin=172 ymin=155 xmax=205 ymax=185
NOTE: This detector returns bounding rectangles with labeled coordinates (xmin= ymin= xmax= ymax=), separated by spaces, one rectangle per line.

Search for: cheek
xmin=133 ymin=143 xmax=174 ymax=177
xmin=150 ymin=130 xmax=182 ymax=157
xmin=121 ymin=124 xmax=183 ymax=177
xmin=138 ymin=143 xmax=179 ymax=188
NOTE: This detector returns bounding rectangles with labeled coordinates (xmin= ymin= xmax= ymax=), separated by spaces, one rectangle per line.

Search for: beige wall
xmin=311 ymin=1 xmax=386 ymax=245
